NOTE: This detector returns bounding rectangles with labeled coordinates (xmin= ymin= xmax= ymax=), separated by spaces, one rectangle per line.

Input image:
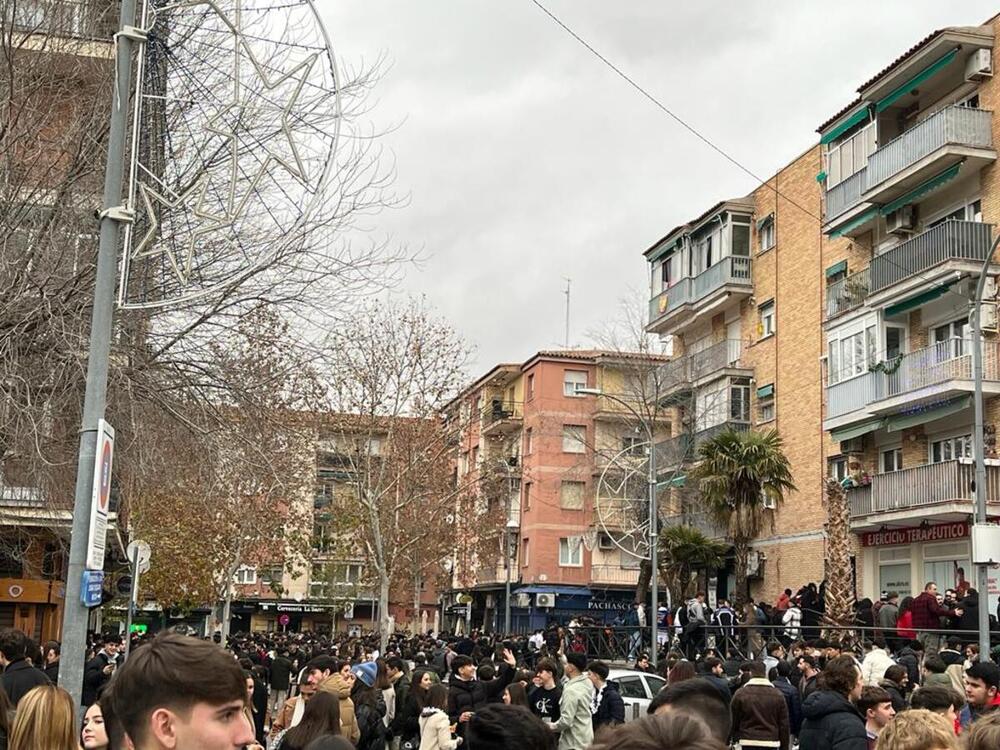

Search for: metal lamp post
xmin=970 ymin=232 xmax=1000 ymax=663
xmin=578 ymin=388 xmax=659 ymax=667
xmin=496 ymin=458 xmax=516 ymax=634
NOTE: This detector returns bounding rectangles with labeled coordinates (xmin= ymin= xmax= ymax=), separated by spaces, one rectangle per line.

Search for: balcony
xmin=825 ymin=268 xmax=870 ymax=320
xmin=825 ymin=169 xmax=868 ymax=224
xmin=865 ymin=107 xmax=994 ymax=200
xmin=848 ymin=460 xmax=1000 ymax=525
xmin=826 ymin=371 xmax=880 ymax=421
xmin=868 ymin=221 xmax=994 ymax=299
xmin=11 ymin=0 xmax=118 ymax=40
xmin=648 ymin=257 xmax=752 ymax=334
xmin=481 ymin=400 xmax=523 ymax=436
xmin=590 ymin=565 xmax=640 ymax=586
xmin=661 ymin=511 xmax=727 ymax=540
xmin=655 ymin=420 xmax=750 ymax=472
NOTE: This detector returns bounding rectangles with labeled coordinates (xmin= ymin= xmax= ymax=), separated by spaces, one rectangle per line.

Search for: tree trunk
xmin=823 ymin=479 xmax=855 ymax=626
xmin=733 ymin=539 xmax=750 ymax=610
xmin=379 ymin=574 xmax=391 ymax=652
xmin=635 ymin=557 xmax=651 ymax=605
xmin=220 ymin=579 xmax=234 ymax=644
xmin=412 ymin=571 xmax=421 ymax=635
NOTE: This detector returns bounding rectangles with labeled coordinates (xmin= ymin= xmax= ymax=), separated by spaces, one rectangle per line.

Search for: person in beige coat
xmin=419 ymin=684 xmax=462 ymax=750
xmin=310 ymin=658 xmax=361 ymax=744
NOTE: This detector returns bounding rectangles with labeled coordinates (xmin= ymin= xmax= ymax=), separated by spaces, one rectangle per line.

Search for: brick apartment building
xmin=645 ymin=15 xmax=1000 ymax=608
xmin=443 ymin=351 xmax=670 ymax=633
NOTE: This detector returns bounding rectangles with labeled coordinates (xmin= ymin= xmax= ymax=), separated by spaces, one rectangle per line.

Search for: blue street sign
xmin=81 ymin=570 xmax=104 ymax=608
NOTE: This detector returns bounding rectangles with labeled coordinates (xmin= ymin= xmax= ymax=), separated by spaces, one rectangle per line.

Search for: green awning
xmin=886 ymin=395 xmax=972 ymax=432
xmin=831 ymin=418 xmax=885 ymax=443
xmin=657 ymin=474 xmax=686 ymax=489
xmin=879 ymin=161 xmax=964 ymax=215
xmin=884 ymin=281 xmax=956 ymax=317
xmin=829 ymin=207 xmax=878 ymax=237
xmin=875 ymin=48 xmax=959 ymax=113
xmin=820 ymin=106 xmax=871 ymax=145
xmin=756 ymin=384 xmax=774 ymax=399
xmin=826 ymin=260 xmax=848 ymax=278
xmin=816 ymin=171 xmax=828 ymax=184
xmin=756 ymin=213 xmax=774 ymax=230
xmin=648 ymin=239 xmax=679 ymax=263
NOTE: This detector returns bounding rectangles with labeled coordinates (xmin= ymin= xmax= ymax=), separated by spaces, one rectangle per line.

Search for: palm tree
xmin=690 ymin=428 xmax=795 ymax=608
xmin=658 ymin=524 xmax=727 ymax=604
xmin=823 ymin=478 xmax=855 ymax=626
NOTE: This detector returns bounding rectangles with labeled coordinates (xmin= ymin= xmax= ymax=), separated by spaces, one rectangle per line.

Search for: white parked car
xmin=607 ymin=668 xmax=666 ymax=721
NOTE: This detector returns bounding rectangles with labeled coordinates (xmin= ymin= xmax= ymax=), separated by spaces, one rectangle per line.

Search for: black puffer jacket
xmin=446 ymin=664 xmax=514 ymax=723
xmin=797 ymin=690 xmax=866 ymax=750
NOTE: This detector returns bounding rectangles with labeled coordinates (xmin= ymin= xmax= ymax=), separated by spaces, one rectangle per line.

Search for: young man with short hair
xmin=962 ymin=661 xmax=1000 ymax=728
xmin=909 ymin=684 xmax=963 ymax=729
xmin=529 ymin=658 xmax=562 ymax=723
xmin=550 ymin=652 xmax=594 ymax=750
xmin=0 ymin=627 xmax=50 ymax=706
xmin=703 ymin=656 xmax=732 ymax=704
xmin=729 ymin=661 xmax=790 ymax=750
xmin=107 ymin=631 xmax=257 ymax=750
xmin=857 ymin=685 xmax=895 ymax=746
xmin=586 ymin=660 xmax=624 ymax=731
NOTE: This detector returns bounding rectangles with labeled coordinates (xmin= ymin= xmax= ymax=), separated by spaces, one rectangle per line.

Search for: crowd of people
xmin=0 ymin=579 xmax=994 ymax=749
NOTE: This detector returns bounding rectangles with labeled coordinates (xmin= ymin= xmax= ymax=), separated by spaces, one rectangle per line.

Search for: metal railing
xmin=648 ymin=257 xmax=752 ymax=325
xmin=884 ymin=338 xmax=1000 ymax=398
xmin=866 ymin=106 xmax=993 ymax=190
xmin=825 ymin=168 xmax=867 ymax=222
xmin=655 ymin=339 xmax=747 ymax=392
xmin=655 ymin=421 xmax=750 ymax=471
xmin=590 ymin=565 xmax=640 ymax=585
xmin=869 ymin=221 xmax=994 ymax=295
xmin=480 ymin=400 xmax=523 ymax=427
xmin=849 ymin=459 xmax=1000 ymax=517
xmin=661 ymin=511 xmax=727 ymax=539
xmin=825 ymin=267 xmax=870 ymax=319
xmin=9 ymin=0 xmax=117 ymax=41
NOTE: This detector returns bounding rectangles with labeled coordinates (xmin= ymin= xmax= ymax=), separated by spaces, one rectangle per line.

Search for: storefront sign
xmin=258 ymin=602 xmax=333 ymax=613
xmin=587 ymin=599 xmax=633 ymax=611
xmin=861 ymin=522 xmax=968 ymax=547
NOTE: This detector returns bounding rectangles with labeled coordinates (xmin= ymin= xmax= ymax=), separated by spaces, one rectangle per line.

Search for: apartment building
xmin=645 ymin=16 xmax=1000 ymax=608
xmin=443 ymin=350 xmax=670 ymax=633
xmin=819 ymin=21 xmax=1000 ymax=603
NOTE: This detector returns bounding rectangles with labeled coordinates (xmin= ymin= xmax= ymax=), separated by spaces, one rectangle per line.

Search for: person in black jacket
xmin=269 ymin=649 xmax=294 ymax=715
xmin=0 ymin=628 xmax=49 ymax=707
xmin=83 ymin=638 xmax=120 ymax=708
xmin=447 ymin=650 xmax=516 ymax=735
xmin=770 ymin=660 xmax=802 ymax=738
xmin=798 ymin=655 xmax=866 ymax=750
xmin=587 ymin=661 xmax=624 ymax=731
xmin=42 ymin=641 xmax=60 ymax=685
xmin=878 ymin=665 xmax=908 ymax=714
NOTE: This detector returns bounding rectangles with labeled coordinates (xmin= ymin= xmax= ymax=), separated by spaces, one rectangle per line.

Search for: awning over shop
xmin=880 ymin=161 xmax=964 ymax=216
xmin=884 ymin=281 xmax=956 ymax=317
xmin=513 ymin=585 xmax=591 ymax=597
xmin=831 ymin=418 xmax=885 ymax=443
xmin=885 ymin=395 xmax=972 ymax=432
xmin=820 ymin=106 xmax=871 ymax=145
xmin=829 ymin=207 xmax=878 ymax=238
xmin=874 ymin=48 xmax=959 ymax=113
xmin=825 ymin=260 xmax=848 ymax=278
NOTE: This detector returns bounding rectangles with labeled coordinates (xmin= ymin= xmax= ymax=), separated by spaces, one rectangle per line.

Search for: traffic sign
xmin=457 ymin=593 xmax=473 ymax=604
xmin=86 ymin=420 xmax=114 ymax=570
xmin=278 ymin=613 xmax=290 ymax=627
xmin=127 ymin=540 xmax=151 ymax=575
xmin=81 ymin=570 xmax=104 ymax=607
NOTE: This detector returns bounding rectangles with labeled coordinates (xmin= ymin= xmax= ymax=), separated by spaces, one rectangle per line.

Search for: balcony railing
xmin=869 ymin=221 xmax=993 ymax=295
xmin=826 ymin=169 xmax=867 ymax=223
xmin=848 ymin=460 xmax=1000 ymax=518
xmin=481 ymin=400 xmax=523 ymax=431
xmin=655 ymin=420 xmax=750 ymax=471
xmin=10 ymin=0 xmax=117 ymax=41
xmin=826 ymin=371 xmax=880 ymax=420
xmin=590 ymin=565 xmax=640 ymax=586
xmin=865 ymin=107 xmax=993 ymax=190
xmin=655 ymin=338 xmax=746 ymax=391
xmin=661 ymin=511 xmax=727 ymax=539
xmin=825 ymin=268 xmax=870 ymax=319
xmin=649 ymin=256 xmax=752 ymax=325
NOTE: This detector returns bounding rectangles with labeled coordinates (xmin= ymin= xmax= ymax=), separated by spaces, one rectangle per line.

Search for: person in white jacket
xmin=419 ymin=684 xmax=462 ymax=750
xmin=861 ymin=640 xmax=896 ymax=686
xmin=782 ymin=603 xmax=802 ymax=640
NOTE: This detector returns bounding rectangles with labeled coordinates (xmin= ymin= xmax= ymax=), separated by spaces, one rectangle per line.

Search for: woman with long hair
xmin=503 ymin=682 xmax=529 ymax=707
xmin=896 ymin=596 xmax=916 ymax=641
xmin=666 ymin=660 xmax=697 ymax=686
xmin=419 ymin=684 xmax=460 ymax=750
xmin=81 ymin=700 xmax=110 ymax=750
xmin=274 ymin=691 xmax=341 ymax=750
xmin=9 ymin=684 xmax=76 ymax=750
xmin=399 ymin=667 xmax=437 ymax=748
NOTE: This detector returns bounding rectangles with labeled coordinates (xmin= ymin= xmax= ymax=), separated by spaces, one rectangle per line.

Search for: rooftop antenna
xmin=563 ymin=277 xmax=571 ymax=348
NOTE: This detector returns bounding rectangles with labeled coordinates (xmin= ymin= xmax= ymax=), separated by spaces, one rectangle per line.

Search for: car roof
xmin=607 ymin=668 xmax=661 ymax=679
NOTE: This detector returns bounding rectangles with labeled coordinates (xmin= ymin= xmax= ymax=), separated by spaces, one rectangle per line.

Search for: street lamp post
xmin=496 ymin=458 xmax=516 ymax=634
xmin=578 ymin=388 xmax=659 ymax=667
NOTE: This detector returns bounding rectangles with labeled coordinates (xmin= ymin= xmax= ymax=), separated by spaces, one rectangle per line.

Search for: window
xmin=622 ymin=435 xmax=646 ymax=456
xmin=560 ymin=481 xmax=586 ymax=510
xmin=731 ymin=378 xmax=751 ymax=422
xmin=367 ymin=437 xmax=382 ymax=456
xmin=958 ymin=93 xmax=981 ymax=109
xmin=923 ymin=542 xmax=971 ymax=596
xmin=524 ymin=481 xmax=532 ymax=510
xmin=881 ymin=447 xmax=902 ymax=473
xmin=826 ymin=122 xmax=876 ymax=188
xmin=525 ymin=428 xmax=533 ymax=455
xmin=559 ymin=537 xmax=583 ymax=567
xmin=828 ymin=325 xmax=877 ymax=385
xmin=235 ymin=566 xmax=257 ymax=585
xmin=933 ymin=318 xmax=968 ymax=361
xmin=829 ymin=457 xmax=848 ymax=482
xmin=616 ymin=676 xmax=648 ymax=700
xmin=759 ymin=301 xmax=775 ymax=338
xmin=562 ymin=425 xmax=586 ymax=453
xmin=731 ymin=217 xmax=751 ymax=257
xmin=757 ymin=391 xmax=775 ymax=424
xmin=259 ymin=566 xmax=283 ymax=585
xmin=929 ymin=198 xmax=982 ymax=228
xmin=758 ymin=218 xmax=775 ymax=253
xmin=459 ymin=452 xmax=469 ymax=475
xmin=527 ymin=374 xmax=535 ymax=400
xmin=563 ymin=370 xmax=588 ymax=397
xmin=522 ymin=538 xmax=530 ymax=567
xmin=931 ymin=434 xmax=973 ymax=463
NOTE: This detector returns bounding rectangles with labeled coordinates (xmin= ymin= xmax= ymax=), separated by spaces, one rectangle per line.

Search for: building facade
xmin=444 ymin=350 xmax=670 ymax=632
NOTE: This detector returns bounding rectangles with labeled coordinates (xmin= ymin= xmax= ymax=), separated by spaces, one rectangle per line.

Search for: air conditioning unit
xmin=536 ymin=592 xmax=556 ymax=608
xmin=840 ymin=437 xmax=865 ymax=454
xmin=886 ymin=205 xmax=916 ymax=234
xmin=514 ymin=593 xmax=531 ymax=608
xmin=598 ymin=533 xmax=616 ymax=550
xmin=966 ymin=48 xmax=993 ymax=81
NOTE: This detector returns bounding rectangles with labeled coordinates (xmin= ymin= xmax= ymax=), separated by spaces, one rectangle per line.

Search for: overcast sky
xmin=318 ymin=2 xmax=998 ymax=373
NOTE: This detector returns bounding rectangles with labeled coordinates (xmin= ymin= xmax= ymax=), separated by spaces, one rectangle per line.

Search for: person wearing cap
xmin=550 ymin=652 xmax=594 ymax=750
xmin=351 ymin=661 xmax=388 ymax=750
